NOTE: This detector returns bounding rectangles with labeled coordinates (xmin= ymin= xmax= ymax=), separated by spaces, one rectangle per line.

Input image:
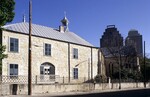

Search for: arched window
xmin=40 ymin=62 xmax=55 ymax=75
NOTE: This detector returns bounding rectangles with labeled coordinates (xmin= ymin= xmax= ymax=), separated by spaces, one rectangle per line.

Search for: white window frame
xmin=44 ymin=43 xmax=51 ymax=56
xmin=73 ymin=48 xmax=78 ymax=59
xmin=73 ymin=68 xmax=78 ymax=79
xmin=9 ymin=64 xmax=18 ymax=78
xmin=9 ymin=37 xmax=19 ymax=52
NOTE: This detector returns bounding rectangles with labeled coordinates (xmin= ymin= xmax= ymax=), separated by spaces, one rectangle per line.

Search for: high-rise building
xmin=100 ymin=25 xmax=123 ymax=48
xmin=125 ymin=29 xmax=143 ymax=56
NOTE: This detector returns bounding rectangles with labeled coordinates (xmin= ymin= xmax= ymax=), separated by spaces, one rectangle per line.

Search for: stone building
xmin=125 ymin=29 xmax=143 ymax=56
xmin=100 ymin=25 xmax=123 ymax=77
xmin=0 ymin=16 xmax=105 ymax=83
xmin=100 ymin=25 xmax=123 ymax=48
xmin=100 ymin=26 xmax=140 ymax=77
xmin=101 ymin=46 xmax=139 ymax=77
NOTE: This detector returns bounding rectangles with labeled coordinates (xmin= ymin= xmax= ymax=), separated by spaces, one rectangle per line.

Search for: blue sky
xmin=12 ymin=0 xmax=150 ymax=55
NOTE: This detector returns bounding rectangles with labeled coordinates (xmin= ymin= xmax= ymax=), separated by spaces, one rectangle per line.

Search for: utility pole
xmin=119 ymin=48 xmax=121 ymax=89
xmin=144 ymin=41 xmax=146 ymax=88
xmin=28 ymin=0 xmax=32 ymax=95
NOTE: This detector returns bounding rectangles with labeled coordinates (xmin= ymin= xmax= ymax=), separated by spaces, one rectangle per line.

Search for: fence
xmin=111 ymin=78 xmax=147 ymax=83
xmin=1 ymin=75 xmax=150 ymax=95
xmin=1 ymin=75 xmax=148 ymax=84
xmin=0 ymin=75 xmax=89 ymax=84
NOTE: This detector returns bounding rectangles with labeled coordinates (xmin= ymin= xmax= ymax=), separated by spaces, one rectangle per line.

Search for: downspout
xmin=91 ymin=47 xmax=93 ymax=79
xmin=68 ymin=43 xmax=70 ymax=83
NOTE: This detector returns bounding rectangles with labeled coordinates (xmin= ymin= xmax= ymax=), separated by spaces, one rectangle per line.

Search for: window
xmin=73 ymin=68 xmax=78 ymax=79
xmin=73 ymin=48 xmax=78 ymax=59
xmin=44 ymin=43 xmax=51 ymax=56
xmin=10 ymin=64 xmax=18 ymax=78
xmin=10 ymin=38 xmax=19 ymax=52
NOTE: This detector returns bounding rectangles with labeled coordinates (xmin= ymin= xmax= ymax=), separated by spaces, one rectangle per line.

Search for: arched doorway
xmin=40 ymin=62 xmax=55 ymax=75
xmin=40 ymin=62 xmax=55 ymax=83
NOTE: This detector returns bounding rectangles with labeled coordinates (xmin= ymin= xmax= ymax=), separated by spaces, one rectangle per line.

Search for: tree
xmin=0 ymin=45 xmax=7 ymax=74
xmin=0 ymin=0 xmax=15 ymax=26
xmin=104 ymin=46 xmax=138 ymax=74
xmin=140 ymin=57 xmax=150 ymax=81
xmin=101 ymin=37 xmax=139 ymax=81
xmin=0 ymin=0 xmax=15 ymax=74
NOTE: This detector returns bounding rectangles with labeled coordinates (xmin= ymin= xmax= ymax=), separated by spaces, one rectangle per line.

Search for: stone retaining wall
xmin=0 ymin=82 xmax=150 ymax=95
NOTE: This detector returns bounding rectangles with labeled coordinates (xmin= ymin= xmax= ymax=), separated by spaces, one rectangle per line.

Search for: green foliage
xmin=0 ymin=0 xmax=15 ymax=74
xmin=140 ymin=57 xmax=150 ymax=81
xmin=94 ymin=74 xmax=107 ymax=83
xmin=0 ymin=45 xmax=7 ymax=60
xmin=0 ymin=0 xmax=15 ymax=26
xmin=112 ymin=68 xmax=142 ymax=81
xmin=0 ymin=45 xmax=8 ymax=74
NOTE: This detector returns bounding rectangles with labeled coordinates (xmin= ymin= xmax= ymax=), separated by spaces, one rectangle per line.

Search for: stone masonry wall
xmin=2 ymin=30 xmax=102 ymax=80
xmin=0 ymin=82 xmax=150 ymax=95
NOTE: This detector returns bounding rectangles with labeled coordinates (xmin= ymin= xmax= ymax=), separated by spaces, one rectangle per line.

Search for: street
xmin=52 ymin=88 xmax=150 ymax=97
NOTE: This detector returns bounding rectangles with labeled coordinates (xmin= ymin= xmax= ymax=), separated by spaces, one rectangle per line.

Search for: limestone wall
xmin=94 ymin=82 xmax=150 ymax=90
xmin=1 ymin=82 xmax=150 ymax=95
xmin=16 ymin=83 xmax=95 ymax=95
xmin=2 ymin=31 xmax=29 ymax=75
xmin=2 ymin=30 xmax=103 ymax=80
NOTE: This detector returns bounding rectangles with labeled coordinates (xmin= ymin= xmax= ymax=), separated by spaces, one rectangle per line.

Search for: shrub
xmin=94 ymin=74 xmax=107 ymax=83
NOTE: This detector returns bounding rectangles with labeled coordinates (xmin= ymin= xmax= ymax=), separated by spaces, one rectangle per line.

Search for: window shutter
xmin=14 ymin=64 xmax=18 ymax=75
xmin=10 ymin=64 xmax=13 ymax=75
xmin=40 ymin=66 xmax=44 ymax=74
xmin=49 ymin=44 xmax=51 ymax=56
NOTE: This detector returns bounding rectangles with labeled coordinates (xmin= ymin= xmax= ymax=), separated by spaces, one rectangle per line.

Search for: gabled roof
xmin=100 ymin=47 xmax=118 ymax=58
xmin=100 ymin=46 xmax=137 ymax=58
xmin=2 ymin=22 xmax=93 ymax=47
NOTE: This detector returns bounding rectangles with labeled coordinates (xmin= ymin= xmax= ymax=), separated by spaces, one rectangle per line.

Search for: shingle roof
xmin=2 ymin=22 xmax=93 ymax=47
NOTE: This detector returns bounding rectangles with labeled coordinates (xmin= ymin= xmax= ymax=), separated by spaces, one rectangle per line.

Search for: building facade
xmin=100 ymin=25 xmax=123 ymax=48
xmin=100 ymin=26 xmax=140 ymax=77
xmin=0 ymin=17 xmax=105 ymax=83
xmin=125 ymin=29 xmax=143 ymax=56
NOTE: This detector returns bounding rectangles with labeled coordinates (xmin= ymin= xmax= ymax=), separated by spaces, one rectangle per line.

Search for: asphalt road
xmin=53 ymin=88 xmax=150 ymax=97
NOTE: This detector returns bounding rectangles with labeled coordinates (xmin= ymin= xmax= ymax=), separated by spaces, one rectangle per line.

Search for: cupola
xmin=59 ymin=13 xmax=69 ymax=32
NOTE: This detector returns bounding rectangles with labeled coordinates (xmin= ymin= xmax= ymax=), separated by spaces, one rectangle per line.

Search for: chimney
xmin=23 ymin=14 xmax=26 ymax=22
xmin=59 ymin=25 xmax=65 ymax=33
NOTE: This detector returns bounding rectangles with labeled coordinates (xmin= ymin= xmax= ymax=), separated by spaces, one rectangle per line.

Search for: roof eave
xmin=3 ymin=28 xmax=95 ymax=48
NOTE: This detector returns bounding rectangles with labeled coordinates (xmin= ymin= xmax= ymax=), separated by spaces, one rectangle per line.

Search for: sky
xmin=11 ymin=0 xmax=150 ymax=55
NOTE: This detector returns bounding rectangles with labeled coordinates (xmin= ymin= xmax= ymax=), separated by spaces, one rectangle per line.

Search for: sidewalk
xmin=1 ymin=87 xmax=149 ymax=97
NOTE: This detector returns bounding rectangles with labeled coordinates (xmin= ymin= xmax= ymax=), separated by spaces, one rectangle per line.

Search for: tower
xmin=125 ymin=29 xmax=143 ymax=56
xmin=100 ymin=25 xmax=123 ymax=48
